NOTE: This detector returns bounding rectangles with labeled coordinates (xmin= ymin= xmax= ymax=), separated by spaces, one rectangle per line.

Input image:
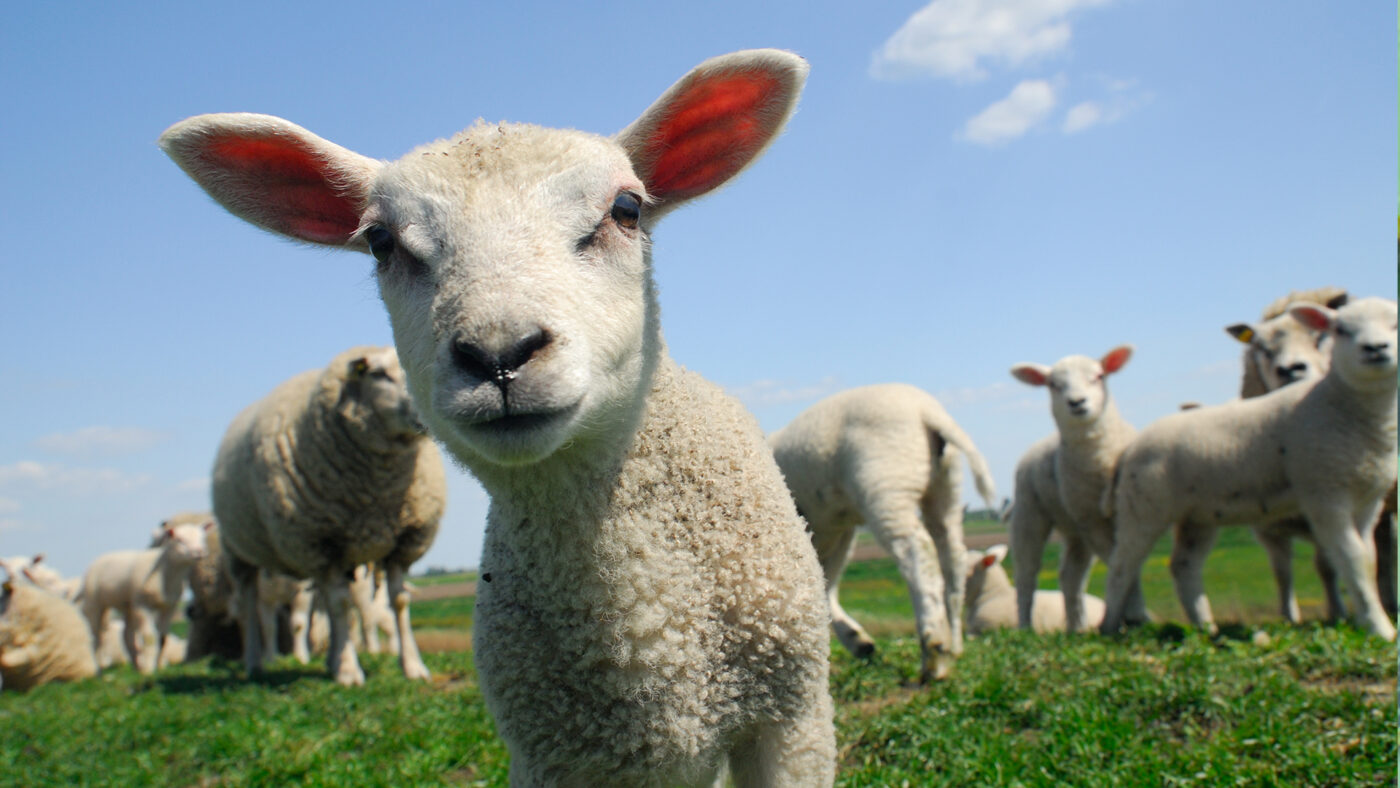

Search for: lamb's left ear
xmin=1100 ymin=345 xmax=1133 ymax=374
xmin=159 ymin=113 xmax=381 ymax=250
xmin=1225 ymin=323 xmax=1255 ymax=344
xmin=203 ymin=521 xmax=215 ymax=532
xmin=1289 ymin=303 xmax=1336 ymax=332
xmin=1010 ymin=363 xmax=1052 ymax=387
xmin=615 ymin=49 xmax=808 ymax=225
xmin=349 ymin=358 xmax=370 ymax=378
xmin=985 ymin=544 xmax=1009 ymax=566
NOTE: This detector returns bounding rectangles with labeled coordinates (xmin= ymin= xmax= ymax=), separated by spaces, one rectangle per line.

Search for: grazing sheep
xmin=768 ymin=383 xmax=997 ymax=682
xmin=1101 ymin=297 xmax=1399 ymax=640
xmin=1226 ymin=288 xmax=1397 ymax=623
xmin=0 ymin=573 xmax=98 ymax=691
xmin=179 ymin=516 xmax=244 ymax=662
xmin=207 ymin=346 xmax=444 ymax=686
xmin=77 ymin=521 xmax=210 ymax=673
xmin=1008 ymin=346 xmax=1148 ymax=633
xmin=963 ymin=545 xmax=1105 ymax=635
xmin=161 ymin=49 xmax=835 ymax=785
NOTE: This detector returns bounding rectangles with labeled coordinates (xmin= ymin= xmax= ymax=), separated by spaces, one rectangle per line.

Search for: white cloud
xmin=728 ymin=376 xmax=842 ymax=408
xmin=0 ymin=461 xmax=154 ymax=495
xmin=1061 ymin=80 xmax=1151 ymax=134
xmin=871 ymin=0 xmax=1115 ymax=81
xmin=31 ymin=426 xmax=165 ymax=458
xmin=961 ymin=79 xmax=1057 ymax=145
xmin=1062 ymin=101 xmax=1103 ymax=133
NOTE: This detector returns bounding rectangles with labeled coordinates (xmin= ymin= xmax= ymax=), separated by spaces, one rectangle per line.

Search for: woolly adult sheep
xmin=1101 ymin=297 xmax=1399 ymax=640
xmin=0 ymin=571 xmax=98 ymax=691
xmin=209 ymin=345 xmax=443 ymax=686
xmin=1007 ymin=346 xmax=1148 ymax=633
xmin=161 ymin=49 xmax=835 ymax=785
xmin=77 ymin=520 xmax=211 ymax=673
xmin=768 ymin=383 xmax=997 ymax=682
xmin=963 ymin=544 xmax=1106 ymax=635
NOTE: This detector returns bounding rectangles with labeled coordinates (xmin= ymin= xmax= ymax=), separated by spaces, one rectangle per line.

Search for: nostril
xmin=452 ymin=338 xmax=495 ymax=381
xmin=500 ymin=328 xmax=553 ymax=374
xmin=1067 ymin=398 xmax=1086 ymax=408
xmin=452 ymin=329 xmax=554 ymax=385
xmin=1362 ymin=342 xmax=1390 ymax=354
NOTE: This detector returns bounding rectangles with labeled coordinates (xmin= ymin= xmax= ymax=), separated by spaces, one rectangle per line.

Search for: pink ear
xmin=1101 ymin=345 xmax=1133 ymax=374
xmin=31 ymin=554 xmax=44 ymax=565
xmin=981 ymin=553 xmax=997 ymax=568
xmin=165 ymin=527 xmax=175 ymax=539
xmin=203 ymin=521 xmax=215 ymax=531
xmin=1010 ymin=364 xmax=1050 ymax=387
xmin=1289 ymin=304 xmax=1334 ymax=332
xmin=618 ymin=50 xmax=807 ymax=216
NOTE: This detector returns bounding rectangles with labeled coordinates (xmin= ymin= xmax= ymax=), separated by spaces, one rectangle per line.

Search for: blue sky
xmin=2 ymin=1 xmax=1394 ymax=579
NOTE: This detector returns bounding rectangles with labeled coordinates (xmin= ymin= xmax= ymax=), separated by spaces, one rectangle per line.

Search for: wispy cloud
xmin=728 ymin=376 xmax=843 ymax=408
xmin=31 ymin=426 xmax=166 ymax=458
xmin=871 ymin=0 xmax=1115 ymax=82
xmin=1062 ymin=78 xmax=1151 ymax=134
xmin=961 ymin=79 xmax=1057 ymax=146
xmin=0 ymin=461 xmax=154 ymax=495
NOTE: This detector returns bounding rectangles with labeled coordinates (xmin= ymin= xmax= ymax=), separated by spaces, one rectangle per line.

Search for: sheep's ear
xmin=615 ymin=49 xmax=808 ymax=224
xmin=203 ymin=520 xmax=215 ymax=531
xmin=349 ymin=357 xmax=370 ymax=378
xmin=159 ymin=113 xmax=381 ymax=250
xmin=1010 ymin=363 xmax=1051 ymax=386
xmin=1226 ymin=323 xmax=1255 ymax=344
xmin=1325 ymin=292 xmax=1349 ymax=310
xmin=1101 ymin=345 xmax=1133 ymax=374
xmin=986 ymin=544 xmax=1009 ymax=565
xmin=31 ymin=554 xmax=44 ymax=565
xmin=1289 ymin=303 xmax=1335 ymax=332
xmin=165 ymin=527 xmax=175 ymax=539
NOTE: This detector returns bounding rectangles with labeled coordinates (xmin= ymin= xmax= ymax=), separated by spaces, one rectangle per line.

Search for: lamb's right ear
xmin=1289 ymin=303 xmax=1336 ymax=332
xmin=615 ymin=49 xmax=808 ymax=225
xmin=1100 ymin=345 xmax=1133 ymax=374
xmin=985 ymin=544 xmax=1009 ymax=566
xmin=159 ymin=113 xmax=381 ymax=250
xmin=1010 ymin=363 xmax=1051 ymax=386
xmin=1225 ymin=323 xmax=1255 ymax=344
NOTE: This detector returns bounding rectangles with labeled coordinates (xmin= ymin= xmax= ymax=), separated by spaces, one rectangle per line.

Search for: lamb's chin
xmin=439 ymin=404 xmax=583 ymax=468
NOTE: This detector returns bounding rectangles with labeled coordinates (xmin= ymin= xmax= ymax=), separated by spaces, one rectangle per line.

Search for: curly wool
xmin=0 ymin=583 xmax=98 ymax=691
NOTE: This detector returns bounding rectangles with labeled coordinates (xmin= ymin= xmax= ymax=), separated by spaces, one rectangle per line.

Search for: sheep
xmin=178 ymin=516 xmax=244 ymax=661
xmin=0 ymin=572 xmax=98 ymax=691
xmin=963 ymin=544 xmax=1105 ymax=635
xmin=0 ymin=554 xmax=79 ymax=600
xmin=161 ymin=49 xmax=836 ymax=786
xmin=93 ymin=619 xmax=188 ymax=669
xmin=205 ymin=345 xmax=444 ymax=687
xmin=1101 ymin=297 xmax=1399 ymax=640
xmin=255 ymin=570 xmax=314 ymax=666
xmin=1225 ymin=288 xmax=1397 ymax=623
xmin=77 ymin=520 xmax=211 ymax=673
xmin=1007 ymin=346 xmax=1148 ymax=633
xmin=768 ymin=383 xmax=997 ymax=682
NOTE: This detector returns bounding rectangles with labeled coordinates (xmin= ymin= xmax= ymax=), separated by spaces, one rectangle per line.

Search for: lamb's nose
xmin=1067 ymin=397 xmax=1086 ymax=409
xmin=452 ymin=329 xmax=553 ymax=388
xmin=1276 ymin=362 xmax=1308 ymax=382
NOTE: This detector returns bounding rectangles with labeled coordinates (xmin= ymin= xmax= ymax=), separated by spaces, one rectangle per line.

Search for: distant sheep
xmin=162 ymin=49 xmax=835 ymax=785
xmin=208 ymin=346 xmax=444 ymax=686
xmin=769 ymin=383 xmax=997 ymax=682
xmin=0 ymin=574 xmax=98 ymax=691
xmin=964 ymin=545 xmax=1105 ymax=635
xmin=1102 ymin=297 xmax=1398 ymax=640
xmin=1008 ymin=346 xmax=1147 ymax=633
xmin=178 ymin=516 xmax=243 ymax=662
xmin=0 ymin=554 xmax=78 ymax=601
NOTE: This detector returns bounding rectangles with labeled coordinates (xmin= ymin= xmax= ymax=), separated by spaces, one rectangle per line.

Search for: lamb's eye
xmin=365 ymin=225 xmax=396 ymax=264
xmin=1335 ymin=325 xmax=1354 ymax=339
xmin=611 ymin=192 xmax=641 ymax=229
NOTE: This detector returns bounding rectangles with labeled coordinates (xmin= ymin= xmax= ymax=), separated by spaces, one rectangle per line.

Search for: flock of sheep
xmin=0 ymin=48 xmax=1394 ymax=787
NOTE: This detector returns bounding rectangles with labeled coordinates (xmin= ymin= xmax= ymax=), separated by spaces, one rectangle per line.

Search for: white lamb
xmin=768 ymin=383 xmax=997 ymax=682
xmin=0 ymin=571 xmax=98 ymax=691
xmin=963 ymin=544 xmax=1106 ymax=635
xmin=206 ymin=346 xmax=444 ymax=686
xmin=161 ymin=49 xmax=835 ymax=785
xmin=0 ymin=554 xmax=79 ymax=601
xmin=77 ymin=520 xmax=210 ymax=673
xmin=1226 ymin=287 xmax=1397 ymax=622
xmin=1101 ymin=297 xmax=1398 ymax=640
xmin=1007 ymin=346 xmax=1148 ymax=633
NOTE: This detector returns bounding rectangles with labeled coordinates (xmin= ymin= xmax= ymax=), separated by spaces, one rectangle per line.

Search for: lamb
xmin=1101 ymin=297 xmax=1399 ymax=640
xmin=0 ymin=571 xmax=98 ymax=691
xmin=768 ymin=383 xmax=997 ymax=682
xmin=963 ymin=544 xmax=1105 ymax=635
xmin=0 ymin=555 xmax=79 ymax=600
xmin=161 ymin=49 xmax=836 ymax=786
xmin=77 ymin=520 xmax=211 ymax=673
xmin=1225 ymin=287 xmax=1397 ymax=623
xmin=1007 ymin=346 xmax=1148 ymax=633
xmin=205 ymin=345 xmax=444 ymax=686
xmin=255 ymin=571 xmax=314 ymax=665
xmin=178 ymin=516 xmax=244 ymax=661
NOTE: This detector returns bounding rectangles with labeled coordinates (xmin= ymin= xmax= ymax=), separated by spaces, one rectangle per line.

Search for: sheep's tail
xmin=921 ymin=400 xmax=998 ymax=510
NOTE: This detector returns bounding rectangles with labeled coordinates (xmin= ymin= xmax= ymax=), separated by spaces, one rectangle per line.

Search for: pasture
xmin=1 ymin=520 xmax=1394 ymax=786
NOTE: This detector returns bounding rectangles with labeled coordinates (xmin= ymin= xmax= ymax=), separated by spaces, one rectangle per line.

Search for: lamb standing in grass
xmin=1101 ymin=298 xmax=1398 ymax=640
xmin=207 ymin=346 xmax=444 ymax=686
xmin=1008 ymin=346 xmax=1148 ymax=633
xmin=77 ymin=520 xmax=210 ymax=673
xmin=161 ymin=49 xmax=835 ymax=786
xmin=963 ymin=544 xmax=1105 ymax=635
xmin=0 ymin=571 xmax=98 ymax=691
xmin=769 ymin=383 xmax=997 ymax=682
xmin=180 ymin=517 xmax=244 ymax=661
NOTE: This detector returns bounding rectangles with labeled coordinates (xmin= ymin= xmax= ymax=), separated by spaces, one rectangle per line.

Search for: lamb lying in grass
xmin=1102 ymin=297 xmax=1398 ymax=640
xmin=964 ymin=545 xmax=1105 ymax=635
xmin=0 ymin=572 xmax=98 ymax=691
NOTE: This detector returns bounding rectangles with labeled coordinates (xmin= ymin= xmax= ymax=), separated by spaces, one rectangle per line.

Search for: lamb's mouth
xmin=462 ymin=403 xmax=581 ymax=437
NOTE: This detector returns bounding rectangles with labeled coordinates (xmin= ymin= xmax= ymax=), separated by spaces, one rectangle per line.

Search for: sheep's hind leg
xmin=864 ymin=494 xmax=952 ymax=682
xmin=1009 ymin=500 xmax=1052 ymax=631
xmin=1058 ymin=536 xmax=1095 ymax=633
xmin=1169 ymin=522 xmax=1220 ymax=634
xmin=1101 ymin=517 xmax=1165 ymax=634
xmin=815 ymin=525 xmax=875 ymax=658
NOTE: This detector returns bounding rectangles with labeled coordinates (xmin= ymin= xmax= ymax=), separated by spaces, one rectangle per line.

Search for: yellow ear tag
xmin=353 ymin=359 xmax=369 ymax=376
xmin=1235 ymin=327 xmax=1254 ymax=343
xmin=2 ymin=581 xmax=11 ymax=594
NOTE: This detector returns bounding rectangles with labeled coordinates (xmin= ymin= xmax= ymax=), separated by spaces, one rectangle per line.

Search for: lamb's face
xmin=348 ymin=347 xmax=425 ymax=442
xmin=1240 ymin=313 xmax=1332 ymax=392
xmin=164 ymin=523 xmax=210 ymax=565
xmin=1046 ymin=356 xmax=1111 ymax=425
xmin=1325 ymin=298 xmax=1398 ymax=393
xmin=366 ymin=125 xmax=652 ymax=468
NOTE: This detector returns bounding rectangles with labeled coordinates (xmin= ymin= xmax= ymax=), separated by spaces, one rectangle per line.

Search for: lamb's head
xmin=160 ymin=521 xmax=213 ymax=566
xmin=159 ymin=50 xmax=808 ymax=470
xmin=963 ymin=544 xmax=1010 ymax=609
xmin=323 ymin=346 xmax=426 ymax=447
xmin=1290 ymin=297 xmax=1398 ymax=396
xmin=1228 ymin=306 xmax=1340 ymax=392
xmin=1011 ymin=346 xmax=1132 ymax=428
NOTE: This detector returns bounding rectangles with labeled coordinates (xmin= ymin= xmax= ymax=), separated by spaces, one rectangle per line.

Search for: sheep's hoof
xmin=334 ymin=661 xmax=366 ymax=687
xmin=402 ymin=659 xmax=431 ymax=681
xmin=920 ymin=651 xmax=955 ymax=684
xmin=852 ymin=640 xmax=877 ymax=660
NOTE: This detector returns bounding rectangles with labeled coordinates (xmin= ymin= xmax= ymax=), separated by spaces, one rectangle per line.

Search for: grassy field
xmin=2 ymin=523 xmax=1394 ymax=786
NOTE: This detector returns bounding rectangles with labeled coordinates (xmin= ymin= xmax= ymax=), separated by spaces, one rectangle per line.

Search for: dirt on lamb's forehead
xmin=394 ymin=121 xmax=629 ymax=188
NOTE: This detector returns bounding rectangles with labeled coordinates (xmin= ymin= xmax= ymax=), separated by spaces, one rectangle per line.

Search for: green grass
xmin=1 ymin=526 xmax=1394 ymax=786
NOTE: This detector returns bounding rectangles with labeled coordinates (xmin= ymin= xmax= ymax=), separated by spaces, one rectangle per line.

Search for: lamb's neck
xmin=1058 ymin=401 xmax=1131 ymax=463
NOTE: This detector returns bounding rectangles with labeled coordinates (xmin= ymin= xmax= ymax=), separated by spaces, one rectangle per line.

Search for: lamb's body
xmin=1102 ymin=298 xmax=1398 ymax=639
xmin=963 ymin=546 xmax=1105 ymax=635
xmin=768 ymin=383 xmax=996 ymax=682
xmin=212 ymin=345 xmax=444 ymax=685
xmin=0 ymin=581 xmax=98 ymax=691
